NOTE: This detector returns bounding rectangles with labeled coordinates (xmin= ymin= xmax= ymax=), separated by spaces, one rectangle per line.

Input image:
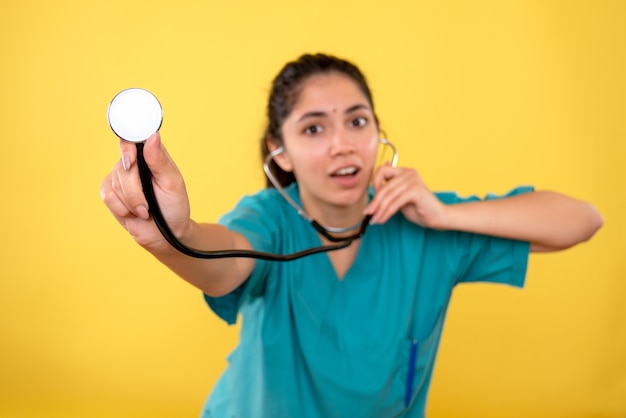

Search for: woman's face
xmin=275 ymin=72 xmax=379 ymax=218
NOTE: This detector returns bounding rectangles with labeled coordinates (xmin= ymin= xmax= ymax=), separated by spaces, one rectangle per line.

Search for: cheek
xmin=287 ymin=139 xmax=327 ymax=162
xmin=292 ymin=147 xmax=327 ymax=176
xmin=360 ymin=136 xmax=380 ymax=164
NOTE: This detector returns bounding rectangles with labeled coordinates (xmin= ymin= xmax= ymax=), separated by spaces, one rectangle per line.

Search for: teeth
xmin=335 ymin=167 xmax=357 ymax=176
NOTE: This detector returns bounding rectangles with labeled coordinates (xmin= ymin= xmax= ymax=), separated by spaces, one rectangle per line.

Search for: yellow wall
xmin=1 ymin=1 xmax=624 ymax=417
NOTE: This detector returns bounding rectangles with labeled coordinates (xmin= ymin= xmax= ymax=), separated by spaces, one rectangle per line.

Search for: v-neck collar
xmin=285 ymin=183 xmax=374 ymax=282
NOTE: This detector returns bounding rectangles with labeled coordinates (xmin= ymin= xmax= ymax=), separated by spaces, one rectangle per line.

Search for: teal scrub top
xmin=202 ymin=184 xmax=532 ymax=418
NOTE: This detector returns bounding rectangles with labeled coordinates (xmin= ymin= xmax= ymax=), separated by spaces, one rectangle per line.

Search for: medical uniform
xmin=201 ymin=183 xmax=532 ymax=418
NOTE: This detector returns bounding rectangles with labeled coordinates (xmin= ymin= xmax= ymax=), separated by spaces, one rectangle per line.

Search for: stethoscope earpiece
xmin=263 ymin=138 xmax=398 ymax=237
xmin=107 ymin=88 xmax=163 ymax=143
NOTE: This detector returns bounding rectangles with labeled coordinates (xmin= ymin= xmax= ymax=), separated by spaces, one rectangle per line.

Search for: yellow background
xmin=1 ymin=1 xmax=624 ymax=417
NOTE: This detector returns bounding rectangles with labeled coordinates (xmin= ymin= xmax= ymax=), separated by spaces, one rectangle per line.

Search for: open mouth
xmin=331 ymin=166 xmax=359 ymax=178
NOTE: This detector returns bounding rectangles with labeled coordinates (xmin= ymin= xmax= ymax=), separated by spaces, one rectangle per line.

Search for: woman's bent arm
xmin=366 ymin=165 xmax=603 ymax=252
xmin=441 ymin=190 xmax=603 ymax=252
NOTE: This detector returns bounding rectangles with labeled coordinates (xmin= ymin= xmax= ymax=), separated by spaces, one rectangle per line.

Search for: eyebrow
xmin=296 ymin=104 xmax=371 ymax=123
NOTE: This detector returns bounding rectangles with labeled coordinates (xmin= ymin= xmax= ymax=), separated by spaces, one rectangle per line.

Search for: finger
xmin=370 ymin=169 xmax=420 ymax=219
xmin=114 ymin=156 xmax=150 ymax=220
xmin=371 ymin=163 xmax=396 ymax=192
xmin=100 ymin=171 xmax=133 ymax=226
xmin=364 ymin=165 xmax=398 ymax=215
xmin=371 ymin=176 xmax=416 ymax=224
xmin=366 ymin=166 xmax=408 ymax=214
xmin=119 ymin=139 xmax=138 ymax=171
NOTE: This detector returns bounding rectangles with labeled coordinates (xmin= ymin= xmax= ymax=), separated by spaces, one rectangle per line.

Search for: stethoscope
xmin=107 ymin=88 xmax=398 ymax=261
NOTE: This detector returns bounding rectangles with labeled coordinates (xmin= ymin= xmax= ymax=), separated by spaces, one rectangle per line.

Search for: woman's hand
xmin=100 ymin=133 xmax=192 ymax=252
xmin=364 ymin=163 xmax=448 ymax=228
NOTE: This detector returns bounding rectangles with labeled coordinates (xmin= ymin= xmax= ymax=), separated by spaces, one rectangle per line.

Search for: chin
xmin=331 ymin=188 xmax=369 ymax=208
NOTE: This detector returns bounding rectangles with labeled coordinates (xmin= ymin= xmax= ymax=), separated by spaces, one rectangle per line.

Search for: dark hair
xmin=261 ymin=53 xmax=378 ymax=187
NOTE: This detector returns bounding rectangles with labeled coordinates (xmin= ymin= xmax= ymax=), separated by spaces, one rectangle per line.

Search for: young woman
xmin=100 ymin=54 xmax=603 ymax=417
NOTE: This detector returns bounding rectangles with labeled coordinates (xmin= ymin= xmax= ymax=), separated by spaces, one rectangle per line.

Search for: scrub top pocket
xmin=294 ymin=310 xmax=445 ymax=418
xmin=401 ymin=310 xmax=444 ymax=412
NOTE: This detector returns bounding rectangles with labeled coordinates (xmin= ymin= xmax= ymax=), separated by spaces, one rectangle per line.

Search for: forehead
xmin=292 ymin=72 xmax=370 ymax=113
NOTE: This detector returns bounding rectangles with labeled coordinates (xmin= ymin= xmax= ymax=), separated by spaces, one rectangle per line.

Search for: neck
xmin=299 ymin=192 xmax=369 ymax=237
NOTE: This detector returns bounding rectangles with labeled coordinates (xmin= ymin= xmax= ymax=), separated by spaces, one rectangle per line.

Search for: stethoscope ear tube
xmin=135 ymin=143 xmax=355 ymax=261
xmin=263 ymin=138 xmax=397 ymax=238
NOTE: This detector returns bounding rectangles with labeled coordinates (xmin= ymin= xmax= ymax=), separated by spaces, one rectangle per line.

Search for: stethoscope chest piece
xmin=107 ymin=88 xmax=163 ymax=143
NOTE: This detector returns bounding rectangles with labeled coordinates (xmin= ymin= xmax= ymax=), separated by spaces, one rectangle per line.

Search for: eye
xmin=351 ymin=117 xmax=367 ymax=127
xmin=304 ymin=124 xmax=323 ymax=135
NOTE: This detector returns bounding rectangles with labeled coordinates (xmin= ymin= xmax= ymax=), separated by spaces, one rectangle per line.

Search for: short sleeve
xmin=203 ymin=193 xmax=278 ymax=325
xmin=440 ymin=186 xmax=534 ymax=287
xmin=454 ymin=234 xmax=530 ymax=287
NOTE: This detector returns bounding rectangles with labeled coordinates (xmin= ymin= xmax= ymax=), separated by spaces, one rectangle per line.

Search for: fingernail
xmin=135 ymin=205 xmax=149 ymax=220
xmin=121 ymin=152 xmax=131 ymax=171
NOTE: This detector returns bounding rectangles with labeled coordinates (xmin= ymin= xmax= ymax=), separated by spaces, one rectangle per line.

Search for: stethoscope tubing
xmin=136 ymin=142 xmax=357 ymax=261
xmin=108 ymin=87 xmax=392 ymax=261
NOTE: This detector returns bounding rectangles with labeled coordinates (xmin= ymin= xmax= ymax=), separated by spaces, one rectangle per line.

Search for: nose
xmin=329 ymin=127 xmax=356 ymax=157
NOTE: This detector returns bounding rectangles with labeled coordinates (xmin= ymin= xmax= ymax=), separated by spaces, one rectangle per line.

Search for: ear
xmin=266 ymin=137 xmax=294 ymax=173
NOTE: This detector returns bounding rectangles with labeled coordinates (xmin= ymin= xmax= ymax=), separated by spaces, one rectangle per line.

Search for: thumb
xmin=141 ymin=133 xmax=180 ymax=180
